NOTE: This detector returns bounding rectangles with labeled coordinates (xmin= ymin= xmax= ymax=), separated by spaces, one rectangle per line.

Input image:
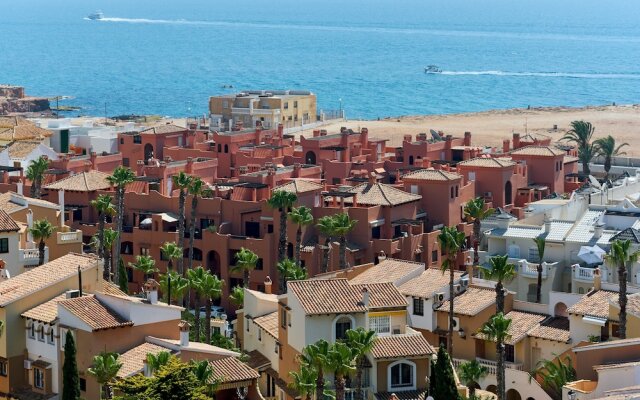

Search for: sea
xmin=2 ymin=0 xmax=640 ymax=119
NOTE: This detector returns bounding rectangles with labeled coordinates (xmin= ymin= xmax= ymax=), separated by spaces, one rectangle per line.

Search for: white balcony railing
xmin=19 ymin=247 xmax=48 ymax=266
xmin=574 ymin=266 xmax=595 ymax=282
xmin=452 ymin=358 xmax=523 ymax=376
xmin=518 ymin=260 xmax=547 ymax=279
xmin=57 ymin=230 xmax=83 ymax=244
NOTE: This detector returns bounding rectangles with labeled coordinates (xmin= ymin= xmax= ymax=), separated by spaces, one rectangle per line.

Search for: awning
xmin=374 ymin=168 xmax=386 ymax=175
xmin=160 ymin=212 xmax=178 ymax=223
xmin=582 ymin=315 xmax=607 ymax=326
xmin=369 ymin=218 xmax=385 ymax=228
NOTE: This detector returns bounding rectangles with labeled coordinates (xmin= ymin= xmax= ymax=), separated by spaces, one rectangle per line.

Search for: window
xmin=256 ymin=258 xmax=264 ymax=271
xmin=528 ymin=247 xmax=539 ymax=262
xmin=612 ymin=323 xmax=621 ymax=338
xmin=29 ymin=324 xmax=35 ymax=339
xmin=505 ymin=344 xmax=515 ymax=363
xmin=224 ymin=144 xmax=229 ymax=153
xmin=140 ymin=247 xmax=150 ymax=256
xmin=34 ymin=368 xmax=44 ymax=389
xmin=410 ymin=185 xmax=418 ymax=194
xmin=450 ymin=187 xmax=454 ymax=199
xmin=48 ymin=328 xmax=55 ymax=344
xmin=73 ymin=208 xmax=83 ymax=222
xmin=0 ymin=238 xmax=9 ymax=253
xmin=0 ymin=360 xmax=7 ymax=376
xmin=334 ymin=315 xmax=352 ymax=341
xmin=218 ymin=144 xmax=222 ymax=152
xmin=123 ymin=158 xmax=130 ymax=167
xmin=38 ymin=325 xmax=45 ymax=342
xmin=133 ymin=135 xmax=142 ymax=144
xmin=120 ymin=138 xmax=124 ymax=145
xmin=80 ymin=378 xmax=87 ymax=392
xmin=222 ymin=100 xmax=229 ymax=108
xmin=258 ymin=329 xmax=262 ymax=341
xmin=281 ymin=308 xmax=287 ymax=329
xmin=294 ymin=101 xmax=298 ymax=108
xmin=468 ymin=171 xmax=476 ymax=181
xmin=389 ymin=361 xmax=415 ymax=389
xmin=267 ymin=224 xmax=274 ymax=234
xmin=370 ymin=315 xmax=390 ymax=335
xmin=413 ymin=298 xmax=424 ymax=316
xmin=284 ymin=102 xmax=289 ymax=110
xmin=431 ymin=250 xmax=438 ymax=263
xmin=455 ymin=186 xmax=459 ymax=197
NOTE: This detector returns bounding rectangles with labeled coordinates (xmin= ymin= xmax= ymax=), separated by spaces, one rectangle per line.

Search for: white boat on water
xmin=87 ymin=11 xmax=104 ymax=20
xmin=424 ymin=65 xmax=442 ymax=74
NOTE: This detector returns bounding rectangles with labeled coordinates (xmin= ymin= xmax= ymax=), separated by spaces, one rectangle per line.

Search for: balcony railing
xmin=452 ymin=358 xmax=523 ymax=376
xmin=574 ymin=266 xmax=596 ymax=282
xmin=518 ymin=261 xmax=546 ymax=279
xmin=20 ymin=248 xmax=48 ymax=266
xmin=56 ymin=230 xmax=83 ymax=245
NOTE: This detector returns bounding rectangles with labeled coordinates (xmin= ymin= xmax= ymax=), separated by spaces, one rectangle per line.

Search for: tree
xmin=289 ymin=364 xmax=318 ymax=400
xmin=267 ymin=190 xmax=298 ymax=263
xmin=91 ymin=194 xmax=116 ymax=260
xmin=288 ymin=206 xmax=314 ymax=268
xmin=172 ymin=171 xmax=192 ymax=275
xmin=300 ymin=339 xmax=331 ymax=400
xmin=562 ymin=120 xmax=595 ymax=175
xmin=229 ymin=285 xmax=244 ymax=308
xmin=101 ymin=228 xmax=119 ymax=282
xmin=146 ymin=351 xmax=172 ymax=375
xmin=26 ymin=156 xmax=49 ymax=199
xmin=200 ymin=272 xmax=223 ymax=343
xmin=129 ymin=255 xmax=157 ymax=281
xmin=332 ymin=213 xmax=357 ymax=270
xmin=107 ymin=166 xmax=135 ymax=283
xmin=534 ymin=355 xmax=576 ymax=399
xmin=187 ymin=266 xmax=207 ymax=342
xmin=277 ymin=258 xmax=308 ymax=293
xmin=232 ymin=247 xmax=258 ymax=289
xmin=88 ymin=352 xmax=122 ymax=399
xmin=326 ymin=342 xmax=355 ymax=400
xmin=594 ymin=135 xmax=629 ymax=180
xmin=317 ymin=215 xmax=335 ymax=273
xmin=464 ymin=197 xmax=495 ymax=265
xmin=187 ymin=177 xmax=206 ymax=274
xmin=159 ymin=271 xmax=189 ymax=305
xmin=118 ymin=259 xmax=129 ymax=294
xmin=345 ymin=328 xmax=376 ymax=400
xmin=29 ymin=218 xmax=55 ymax=266
xmin=438 ymin=225 xmax=466 ymax=355
xmin=605 ymin=239 xmax=640 ymax=339
xmin=160 ymin=241 xmax=182 ymax=272
xmin=479 ymin=313 xmax=512 ymax=400
xmin=431 ymin=345 xmax=461 ymax=400
xmin=480 ymin=255 xmax=516 ymax=314
xmin=457 ymin=360 xmax=488 ymax=399
xmin=533 ymin=236 xmax=546 ymax=303
xmin=190 ymin=359 xmax=219 ymax=396
xmin=62 ymin=330 xmax=81 ymax=400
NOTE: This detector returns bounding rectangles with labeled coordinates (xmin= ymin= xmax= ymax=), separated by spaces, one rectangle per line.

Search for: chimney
xmin=503 ymin=139 xmax=511 ymax=154
xmin=292 ymin=163 xmax=301 ymax=178
xmin=185 ymin=157 xmax=193 ymax=174
xmin=593 ymin=267 xmax=602 ymax=291
xmin=77 ymin=266 xmax=83 ymax=296
xmin=403 ymin=135 xmax=412 ymax=143
xmin=313 ymin=129 xmax=320 ymax=137
xmin=361 ymin=287 xmax=370 ymax=308
xmin=144 ymin=279 xmax=160 ymax=304
xmin=368 ymin=171 xmax=377 ymax=184
xmin=464 ymin=131 xmax=472 ymax=146
xmin=544 ymin=214 xmax=552 ymax=233
xmin=594 ymin=222 xmax=605 ymax=239
xmin=143 ymin=358 xmax=151 ymax=377
xmin=16 ymin=179 xmax=23 ymax=196
xmin=513 ymin=133 xmax=520 ymax=149
xmin=352 ymin=193 xmax=358 ymax=208
xmin=26 ymin=209 xmax=34 ymax=244
xmin=179 ymin=320 xmax=190 ymax=347
xmin=466 ymin=256 xmax=473 ymax=285
xmin=264 ymin=276 xmax=273 ymax=294
xmin=90 ymin=152 xmax=97 ymax=169
xmin=59 ymin=189 xmax=65 ymax=228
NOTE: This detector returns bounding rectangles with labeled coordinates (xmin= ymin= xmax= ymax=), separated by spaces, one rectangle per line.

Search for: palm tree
xmin=605 ymin=239 xmax=640 ymax=339
xmin=277 ymin=258 xmax=307 ymax=293
xmin=479 ymin=313 xmax=512 ymax=400
xmin=533 ymin=236 xmax=546 ymax=303
xmin=229 ymin=285 xmax=244 ymax=308
xmin=326 ymin=342 xmax=356 ymax=400
xmin=187 ymin=266 xmax=207 ymax=342
xmin=300 ymin=339 xmax=331 ymax=400
xmin=146 ymin=351 xmax=171 ymax=375
xmin=332 ymin=213 xmax=357 ymax=270
xmin=289 ymin=364 xmax=317 ymax=400
xmin=29 ymin=218 xmax=55 ymax=266
xmin=267 ymin=190 xmax=298 ymax=263
xmin=87 ymin=352 xmax=122 ymax=399
xmin=288 ymin=206 xmax=314 ymax=268
xmin=160 ymin=271 xmax=189 ymax=305
xmin=438 ymin=225 xmax=465 ymax=355
xmin=26 ymin=156 xmax=49 ymax=199
xmin=232 ymin=247 xmax=258 ymax=289
xmin=317 ymin=216 xmax=335 ymax=273
xmin=187 ymin=177 xmax=205 ymax=274
xmin=129 ymin=255 xmax=157 ymax=281
xmin=562 ymin=120 xmax=595 ymax=175
xmin=200 ymin=273 xmax=223 ymax=343
xmin=463 ymin=197 xmax=495 ymax=266
xmin=480 ymin=255 xmax=516 ymax=314
xmin=107 ymin=166 xmax=135 ymax=283
xmin=160 ymin=241 xmax=182 ymax=272
xmin=457 ymin=360 xmax=488 ymax=399
xmin=534 ymin=355 xmax=576 ymax=399
xmin=172 ymin=171 xmax=192 ymax=275
xmin=90 ymin=194 xmax=116 ymax=260
xmin=190 ymin=359 xmax=219 ymax=395
xmin=345 ymin=328 xmax=376 ymax=400
xmin=101 ymin=228 xmax=119 ymax=282
xmin=594 ymin=135 xmax=629 ymax=180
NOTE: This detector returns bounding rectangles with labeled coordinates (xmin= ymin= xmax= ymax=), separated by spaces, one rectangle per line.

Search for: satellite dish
xmin=588 ymin=175 xmax=602 ymax=190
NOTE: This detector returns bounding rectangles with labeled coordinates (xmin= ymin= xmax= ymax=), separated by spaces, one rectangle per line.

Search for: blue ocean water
xmin=1 ymin=0 xmax=640 ymax=118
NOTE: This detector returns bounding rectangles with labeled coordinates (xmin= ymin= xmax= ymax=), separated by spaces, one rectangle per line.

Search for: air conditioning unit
xmin=392 ymin=327 xmax=401 ymax=335
xmin=460 ymin=277 xmax=470 ymax=288
xmin=450 ymin=317 xmax=461 ymax=331
xmin=66 ymin=289 xmax=81 ymax=299
xmin=454 ymin=284 xmax=462 ymax=294
xmin=434 ymin=292 xmax=445 ymax=303
xmin=24 ymin=360 xmax=32 ymax=370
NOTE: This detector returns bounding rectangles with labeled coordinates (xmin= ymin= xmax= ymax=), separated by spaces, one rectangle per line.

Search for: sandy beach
xmin=312 ymin=104 xmax=640 ymax=155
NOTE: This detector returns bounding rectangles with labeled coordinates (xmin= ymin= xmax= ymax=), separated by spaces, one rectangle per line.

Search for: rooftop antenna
xmin=77 ymin=265 xmax=83 ymax=297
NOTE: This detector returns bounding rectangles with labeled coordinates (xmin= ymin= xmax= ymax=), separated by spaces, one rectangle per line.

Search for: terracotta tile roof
xmin=437 ymin=287 xmax=495 ymax=316
xmin=511 ymin=145 xmax=565 ymax=157
xmin=567 ymin=290 xmax=618 ymax=319
xmin=210 ymin=356 xmax=260 ymax=384
xmin=59 ymin=295 xmax=134 ymax=331
xmin=21 ymin=294 xmax=66 ymax=323
xmin=0 ymin=210 xmax=20 ymax=232
xmin=349 ymin=258 xmax=424 ymax=285
xmin=0 ymin=119 xmax=52 ymax=141
xmin=399 ymin=268 xmax=464 ymax=298
xmin=288 ymin=279 xmax=406 ymax=315
xmin=610 ymin=227 xmax=640 ymax=244
xmin=99 ymin=281 xmax=130 ymax=297
xmin=117 ymin=342 xmax=170 ymax=378
xmin=370 ymin=333 xmax=435 ymax=359
xmin=476 ymin=311 xmax=546 ymax=345
xmin=44 ymin=170 xmax=112 ymax=192
xmin=402 ymin=168 xmax=461 ymax=182
xmin=0 ymin=253 xmax=99 ymax=307
xmin=628 ymin=293 xmax=640 ymax=316
xmin=342 ymin=182 xmax=421 ymax=207
xmin=253 ymin=311 xmax=278 ymax=339
xmin=141 ymin=124 xmax=186 ymax=135
xmin=0 ymin=192 xmax=27 ymax=213
xmin=274 ymin=179 xmax=323 ymax=194
xmin=458 ymin=157 xmax=515 ymax=168
xmin=375 ymin=391 xmax=426 ymax=400
xmin=4 ymin=141 xmax=43 ymax=159
xmin=527 ymin=317 xmax=571 ymax=343
xmin=246 ymin=350 xmax=271 ymax=370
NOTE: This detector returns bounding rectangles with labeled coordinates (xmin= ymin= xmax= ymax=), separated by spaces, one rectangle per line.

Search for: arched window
xmin=224 ymin=144 xmax=229 ymax=153
xmin=388 ymin=360 xmax=416 ymax=391
xmin=305 ymin=151 xmax=317 ymax=165
xmin=332 ymin=315 xmax=354 ymax=342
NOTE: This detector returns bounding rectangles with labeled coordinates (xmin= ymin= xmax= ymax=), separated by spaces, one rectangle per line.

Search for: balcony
xmin=56 ymin=230 xmax=83 ymax=245
xmin=574 ymin=265 xmax=596 ymax=283
xmin=517 ymin=260 xmax=546 ymax=279
xmin=20 ymin=248 xmax=48 ymax=266
xmin=452 ymin=358 xmax=523 ymax=376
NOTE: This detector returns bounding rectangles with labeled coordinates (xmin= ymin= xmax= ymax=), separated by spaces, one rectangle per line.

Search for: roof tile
xmin=527 ymin=317 xmax=571 ymax=343
xmin=511 ymin=145 xmax=565 ymax=157
xmin=458 ymin=157 xmax=515 ymax=168
xmin=210 ymin=356 xmax=260 ymax=384
xmin=59 ymin=295 xmax=133 ymax=331
xmin=402 ymin=168 xmax=461 ymax=182
xmin=399 ymin=268 xmax=463 ymax=298
xmin=274 ymin=179 xmax=323 ymax=194
xmin=370 ymin=333 xmax=435 ymax=359
xmin=342 ymin=182 xmax=421 ymax=207
xmin=253 ymin=312 xmax=278 ymax=339
xmin=567 ymin=290 xmax=618 ymax=319
xmin=117 ymin=342 xmax=171 ymax=378
xmin=21 ymin=294 xmax=67 ymax=323
xmin=0 ymin=210 xmax=20 ymax=232
xmin=437 ymin=287 xmax=495 ymax=316
xmin=349 ymin=258 xmax=424 ymax=285
xmin=44 ymin=170 xmax=112 ymax=192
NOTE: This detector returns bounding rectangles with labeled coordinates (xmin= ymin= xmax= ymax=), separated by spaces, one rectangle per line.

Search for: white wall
xmin=2 ymin=232 xmax=21 ymax=278
xmin=25 ymin=321 xmax=59 ymax=393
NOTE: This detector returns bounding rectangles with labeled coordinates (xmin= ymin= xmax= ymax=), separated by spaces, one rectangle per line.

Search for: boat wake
xmin=438 ymin=70 xmax=640 ymax=79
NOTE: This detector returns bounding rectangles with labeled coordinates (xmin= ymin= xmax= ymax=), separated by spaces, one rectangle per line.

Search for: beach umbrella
xmin=578 ymin=245 xmax=606 ymax=265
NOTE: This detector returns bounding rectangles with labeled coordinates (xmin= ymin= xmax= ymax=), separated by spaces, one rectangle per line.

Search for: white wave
xmin=438 ymin=70 xmax=640 ymax=79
